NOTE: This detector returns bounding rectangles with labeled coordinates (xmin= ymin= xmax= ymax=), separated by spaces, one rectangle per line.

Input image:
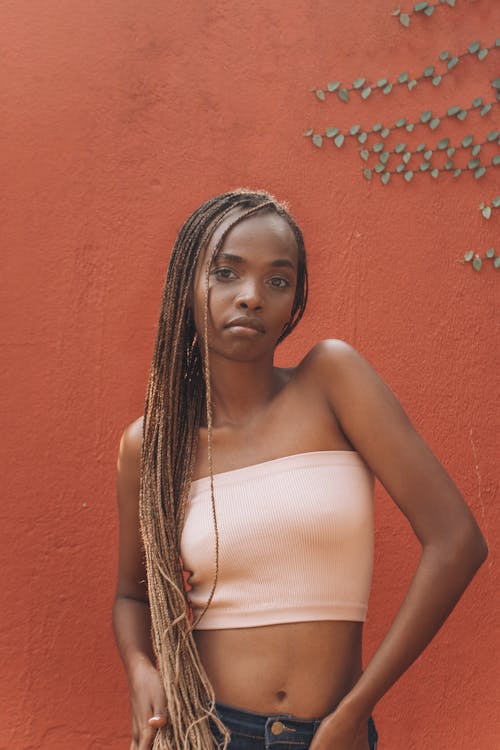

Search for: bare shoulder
xmin=116 ymin=415 xmax=144 ymax=487
xmin=302 ymin=340 xmax=486 ymax=553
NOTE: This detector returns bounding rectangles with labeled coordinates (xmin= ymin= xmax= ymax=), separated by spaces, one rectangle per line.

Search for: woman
xmin=112 ymin=188 xmax=488 ymax=750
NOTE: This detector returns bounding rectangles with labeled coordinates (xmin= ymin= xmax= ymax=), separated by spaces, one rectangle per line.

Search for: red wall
xmin=1 ymin=1 xmax=498 ymax=748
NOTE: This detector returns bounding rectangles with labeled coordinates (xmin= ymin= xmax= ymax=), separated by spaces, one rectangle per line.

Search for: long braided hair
xmin=139 ymin=188 xmax=309 ymax=748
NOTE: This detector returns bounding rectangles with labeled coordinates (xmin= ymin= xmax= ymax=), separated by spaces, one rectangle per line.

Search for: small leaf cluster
xmin=314 ymin=38 xmax=499 ymax=103
xmin=463 ymin=247 xmax=500 ymax=271
xmin=393 ymin=0 xmax=456 ymax=28
xmin=479 ymin=194 xmax=500 ymax=219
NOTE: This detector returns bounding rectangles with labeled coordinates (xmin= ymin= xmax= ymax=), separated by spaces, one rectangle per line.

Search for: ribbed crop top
xmin=180 ymin=450 xmax=375 ymax=630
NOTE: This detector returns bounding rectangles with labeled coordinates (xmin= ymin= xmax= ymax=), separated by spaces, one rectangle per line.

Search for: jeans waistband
xmin=213 ymin=700 xmax=378 ymax=748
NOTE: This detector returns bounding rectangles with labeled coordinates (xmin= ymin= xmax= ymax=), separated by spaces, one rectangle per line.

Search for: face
xmin=190 ymin=209 xmax=299 ymax=361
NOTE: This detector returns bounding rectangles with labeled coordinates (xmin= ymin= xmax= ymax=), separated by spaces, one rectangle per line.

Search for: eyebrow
xmin=215 ymin=252 xmax=296 ymax=270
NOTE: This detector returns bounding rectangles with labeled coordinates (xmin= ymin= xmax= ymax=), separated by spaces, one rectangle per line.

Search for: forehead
xmin=205 ymin=209 xmax=298 ymax=263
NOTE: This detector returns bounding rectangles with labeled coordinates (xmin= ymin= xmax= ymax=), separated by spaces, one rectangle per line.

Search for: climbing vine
xmin=305 ymin=17 xmax=499 ymax=272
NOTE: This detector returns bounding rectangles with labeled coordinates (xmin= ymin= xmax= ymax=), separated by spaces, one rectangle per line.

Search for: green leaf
xmin=400 ymin=13 xmax=410 ymax=27
xmin=424 ymin=5 xmax=434 ymax=15
xmin=394 ymin=142 xmax=406 ymax=153
xmin=381 ymin=172 xmax=391 ymax=185
xmin=439 ymin=50 xmax=450 ymax=61
xmin=464 ymin=251 xmax=474 ymax=262
xmin=396 ymin=164 xmax=406 ymax=173
xmin=475 ymin=166 xmax=486 ymax=179
xmin=377 ymin=78 xmax=388 ymax=88
xmin=374 ymin=163 xmax=385 ymax=173
xmin=363 ymin=168 xmax=372 ymax=180
xmin=477 ymin=48 xmax=488 ymax=61
xmin=431 ymin=168 xmax=439 ymax=178
xmin=327 ymin=81 xmax=340 ymax=92
xmin=391 ymin=8 xmax=401 ymax=16
xmin=486 ymin=247 xmax=495 ymax=258
xmin=350 ymin=124 xmax=361 ymax=135
xmin=315 ymin=89 xmax=326 ymax=101
xmin=358 ymin=132 xmax=368 ymax=143
xmin=492 ymin=155 xmax=500 ymax=166
xmin=447 ymin=105 xmax=461 ymax=116
xmin=353 ymin=78 xmax=366 ymax=89
xmin=395 ymin=117 xmax=407 ymax=127
xmin=338 ymin=88 xmax=349 ymax=102
xmin=472 ymin=256 xmax=482 ymax=271
xmin=480 ymin=104 xmax=492 ymax=116
xmin=432 ymin=75 xmax=442 ymax=86
xmin=382 ymin=83 xmax=393 ymax=94
xmin=406 ymin=122 xmax=415 ymax=132
xmin=453 ymin=168 xmax=462 ymax=177
xmin=334 ymin=134 xmax=345 ymax=148
xmin=472 ymin=97 xmax=483 ymax=108
xmin=408 ymin=79 xmax=418 ymax=91
xmin=380 ymin=151 xmax=390 ymax=164
xmin=420 ymin=110 xmax=432 ymax=123
xmin=423 ymin=66 xmax=435 ymax=77
xmin=414 ymin=1 xmax=428 ymax=10
xmin=494 ymin=257 xmax=500 ymax=269
xmin=304 ymin=128 xmax=314 ymax=137
xmin=381 ymin=128 xmax=391 ymax=138
xmin=482 ymin=206 xmax=492 ymax=219
xmin=326 ymin=127 xmax=340 ymax=137
xmin=372 ymin=123 xmax=382 ymax=132
xmin=373 ymin=141 xmax=385 ymax=153
xmin=447 ymin=0 xmax=456 ymax=7
xmin=360 ymin=149 xmax=370 ymax=161
xmin=361 ymin=87 xmax=372 ymax=99
xmin=402 ymin=152 xmax=411 ymax=164
xmin=437 ymin=138 xmax=450 ymax=150
xmin=491 ymin=78 xmax=500 ymax=90
xmin=492 ymin=195 xmax=500 ymax=207
xmin=468 ymin=158 xmax=480 ymax=169
xmin=472 ymin=144 xmax=481 ymax=156
xmin=312 ymin=134 xmax=323 ymax=148
xmin=420 ymin=162 xmax=430 ymax=171
xmin=444 ymin=160 xmax=453 ymax=170
xmin=446 ymin=147 xmax=456 ymax=157
xmin=429 ymin=118 xmax=441 ymax=130
xmin=457 ymin=110 xmax=468 ymax=121
xmin=487 ymin=130 xmax=499 ymax=142
xmin=462 ymin=135 xmax=473 ymax=147
xmin=468 ymin=41 xmax=481 ymax=54
xmin=404 ymin=170 xmax=414 ymax=182
xmin=424 ymin=150 xmax=433 ymax=160
xmin=416 ymin=143 xmax=426 ymax=152
xmin=398 ymin=72 xmax=409 ymax=83
xmin=448 ymin=57 xmax=459 ymax=70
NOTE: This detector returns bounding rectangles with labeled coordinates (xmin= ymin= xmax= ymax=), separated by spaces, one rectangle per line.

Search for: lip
xmin=225 ymin=316 xmax=266 ymax=334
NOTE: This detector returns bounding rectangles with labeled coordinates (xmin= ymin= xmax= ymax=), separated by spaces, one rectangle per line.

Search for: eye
xmin=212 ymin=267 xmax=237 ymax=280
xmin=268 ymin=277 xmax=291 ymax=289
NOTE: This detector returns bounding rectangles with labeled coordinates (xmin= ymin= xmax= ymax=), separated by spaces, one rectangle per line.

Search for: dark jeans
xmin=210 ymin=700 xmax=379 ymax=749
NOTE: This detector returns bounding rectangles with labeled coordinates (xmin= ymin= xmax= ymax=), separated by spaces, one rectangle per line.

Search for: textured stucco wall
xmin=1 ymin=1 xmax=498 ymax=748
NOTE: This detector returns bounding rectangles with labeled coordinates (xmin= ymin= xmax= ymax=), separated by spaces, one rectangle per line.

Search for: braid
xmin=139 ymin=188 xmax=308 ymax=748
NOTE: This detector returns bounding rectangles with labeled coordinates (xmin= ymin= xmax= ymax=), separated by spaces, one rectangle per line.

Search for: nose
xmin=236 ymin=281 xmax=264 ymax=311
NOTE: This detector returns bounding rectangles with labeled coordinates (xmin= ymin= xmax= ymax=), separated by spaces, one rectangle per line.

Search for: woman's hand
xmin=128 ymin=658 xmax=168 ymax=750
xmin=309 ymin=703 xmax=371 ymax=750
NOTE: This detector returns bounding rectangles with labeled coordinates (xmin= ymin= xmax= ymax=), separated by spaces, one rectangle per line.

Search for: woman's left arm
xmin=309 ymin=339 xmax=488 ymax=750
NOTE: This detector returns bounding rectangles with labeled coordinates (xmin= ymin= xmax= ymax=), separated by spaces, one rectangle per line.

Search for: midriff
xmin=194 ymin=619 xmax=363 ymax=718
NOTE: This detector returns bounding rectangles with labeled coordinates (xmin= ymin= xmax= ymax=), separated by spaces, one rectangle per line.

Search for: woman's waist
xmin=194 ymin=619 xmax=363 ymax=717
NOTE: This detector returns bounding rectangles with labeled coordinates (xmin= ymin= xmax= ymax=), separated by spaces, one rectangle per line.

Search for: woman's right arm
xmin=112 ymin=417 xmax=168 ymax=750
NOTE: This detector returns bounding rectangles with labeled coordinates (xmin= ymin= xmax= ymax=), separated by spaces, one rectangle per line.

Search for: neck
xmin=202 ymin=349 xmax=282 ymax=428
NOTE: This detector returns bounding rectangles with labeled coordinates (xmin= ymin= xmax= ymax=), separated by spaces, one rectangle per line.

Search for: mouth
xmin=225 ymin=316 xmax=266 ymax=334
